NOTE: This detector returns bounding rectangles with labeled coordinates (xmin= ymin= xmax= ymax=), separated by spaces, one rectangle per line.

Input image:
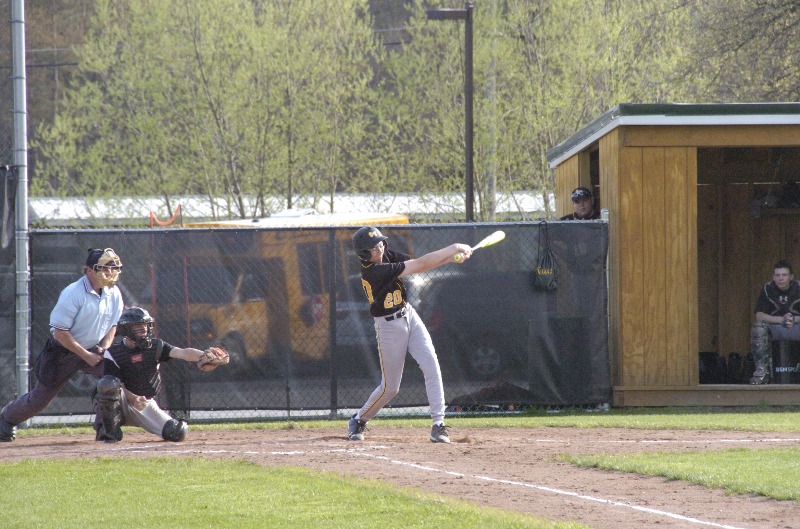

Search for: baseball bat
xmin=453 ymin=230 xmax=506 ymax=263
xmin=471 ymin=230 xmax=505 ymax=251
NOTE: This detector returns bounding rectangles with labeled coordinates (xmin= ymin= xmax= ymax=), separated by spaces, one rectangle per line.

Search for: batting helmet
xmin=118 ymin=306 xmax=155 ymax=349
xmin=352 ymin=226 xmax=388 ymax=260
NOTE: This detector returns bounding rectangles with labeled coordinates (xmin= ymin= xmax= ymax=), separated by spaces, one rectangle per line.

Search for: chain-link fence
xmin=0 ymin=222 xmax=609 ymax=426
xmin=0 ymin=1 xmax=12 ymax=165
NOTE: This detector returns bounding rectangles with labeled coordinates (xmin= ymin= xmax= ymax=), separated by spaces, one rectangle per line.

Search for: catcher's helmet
xmin=352 ymin=226 xmax=388 ymax=260
xmin=117 ymin=306 xmax=155 ymax=349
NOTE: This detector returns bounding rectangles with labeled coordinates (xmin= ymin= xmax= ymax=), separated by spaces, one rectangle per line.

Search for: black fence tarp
xmin=0 ymin=167 xmax=16 ymax=405
xmin=4 ymin=221 xmax=609 ymax=423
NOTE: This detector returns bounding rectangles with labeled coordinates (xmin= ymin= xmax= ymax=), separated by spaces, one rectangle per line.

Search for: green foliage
xmin=29 ymin=0 xmax=800 ymax=220
xmin=680 ymin=0 xmax=800 ymax=102
xmin=32 ymin=0 xmax=380 ymax=219
xmin=0 ymin=458 xmax=585 ymax=529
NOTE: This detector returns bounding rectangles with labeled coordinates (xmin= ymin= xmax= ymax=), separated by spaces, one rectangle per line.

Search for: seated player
xmin=94 ymin=307 xmax=228 ymax=442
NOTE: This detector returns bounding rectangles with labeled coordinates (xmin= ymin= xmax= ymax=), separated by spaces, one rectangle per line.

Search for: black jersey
xmin=360 ymin=249 xmax=410 ymax=317
xmin=754 ymin=280 xmax=800 ymax=316
xmin=560 ymin=210 xmax=600 ymax=220
xmin=103 ymin=338 xmax=174 ymax=399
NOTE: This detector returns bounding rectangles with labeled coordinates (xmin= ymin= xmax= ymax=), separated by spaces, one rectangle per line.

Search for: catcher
xmin=93 ymin=306 xmax=229 ymax=442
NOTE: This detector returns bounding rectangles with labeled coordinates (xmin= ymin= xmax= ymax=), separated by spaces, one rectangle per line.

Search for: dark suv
xmin=416 ymin=271 xmax=535 ymax=380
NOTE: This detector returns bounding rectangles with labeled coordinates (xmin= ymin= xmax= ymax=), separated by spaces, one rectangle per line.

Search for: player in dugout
xmin=560 ymin=186 xmax=600 ymax=220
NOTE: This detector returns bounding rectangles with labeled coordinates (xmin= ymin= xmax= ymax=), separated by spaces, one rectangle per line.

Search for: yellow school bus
xmin=186 ymin=209 xmax=409 ymax=229
xmin=146 ymin=210 xmax=410 ymax=376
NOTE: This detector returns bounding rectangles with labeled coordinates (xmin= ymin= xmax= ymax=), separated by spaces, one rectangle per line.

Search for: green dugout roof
xmin=546 ymin=102 xmax=800 ymax=169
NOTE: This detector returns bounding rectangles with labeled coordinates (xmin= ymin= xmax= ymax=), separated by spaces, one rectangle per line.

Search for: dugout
xmin=547 ymin=102 xmax=800 ymax=407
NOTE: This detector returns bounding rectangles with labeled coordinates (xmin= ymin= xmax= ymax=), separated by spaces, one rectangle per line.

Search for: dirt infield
xmin=3 ymin=425 xmax=800 ymax=529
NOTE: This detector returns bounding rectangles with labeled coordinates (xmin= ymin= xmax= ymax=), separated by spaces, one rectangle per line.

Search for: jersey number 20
xmin=361 ymin=279 xmax=402 ymax=310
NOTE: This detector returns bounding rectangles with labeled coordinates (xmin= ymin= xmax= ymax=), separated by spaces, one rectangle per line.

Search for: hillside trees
xmin=679 ymin=0 xmax=800 ymax=102
xmin=29 ymin=0 xmax=795 ymax=221
xmin=377 ymin=0 xmax=690 ymax=220
xmin=32 ymin=0 xmax=380 ymax=218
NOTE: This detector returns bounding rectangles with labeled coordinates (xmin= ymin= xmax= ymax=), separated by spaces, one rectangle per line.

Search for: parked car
xmin=333 ymin=271 xmax=426 ymax=378
xmin=415 ymin=271 xmax=536 ymax=380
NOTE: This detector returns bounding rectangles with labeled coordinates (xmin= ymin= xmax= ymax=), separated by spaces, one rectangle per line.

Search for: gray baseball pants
xmin=357 ymin=304 xmax=446 ymax=425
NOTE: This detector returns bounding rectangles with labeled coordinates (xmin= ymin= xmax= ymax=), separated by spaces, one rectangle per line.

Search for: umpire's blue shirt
xmin=49 ymin=275 xmax=124 ymax=348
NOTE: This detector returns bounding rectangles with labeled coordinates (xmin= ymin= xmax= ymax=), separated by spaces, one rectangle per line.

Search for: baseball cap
xmin=86 ymin=248 xmax=122 ymax=269
xmin=571 ymin=187 xmax=593 ymax=202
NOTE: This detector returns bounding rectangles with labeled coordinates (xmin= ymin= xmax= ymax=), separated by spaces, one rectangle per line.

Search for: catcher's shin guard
xmin=749 ymin=323 xmax=772 ymax=385
xmin=162 ymin=419 xmax=187 ymax=442
xmin=95 ymin=375 xmax=124 ymax=442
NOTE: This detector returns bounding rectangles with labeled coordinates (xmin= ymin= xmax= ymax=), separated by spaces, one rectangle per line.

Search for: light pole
xmin=427 ymin=2 xmax=474 ymax=222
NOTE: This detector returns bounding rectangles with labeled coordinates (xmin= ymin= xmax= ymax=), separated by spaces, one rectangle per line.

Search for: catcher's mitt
xmin=197 ymin=346 xmax=230 ymax=372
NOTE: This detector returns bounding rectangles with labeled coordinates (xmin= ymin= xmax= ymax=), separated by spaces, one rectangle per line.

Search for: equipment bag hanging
xmin=532 ymin=221 xmax=558 ymax=291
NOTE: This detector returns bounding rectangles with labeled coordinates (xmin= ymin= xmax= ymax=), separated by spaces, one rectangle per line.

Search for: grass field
xmin=3 ymin=406 xmax=800 ymax=529
xmin=0 ymin=458 xmax=587 ymax=529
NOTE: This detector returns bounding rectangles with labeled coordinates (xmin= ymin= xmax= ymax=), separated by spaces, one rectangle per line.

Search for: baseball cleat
xmin=750 ymin=365 xmax=770 ymax=385
xmin=0 ymin=418 xmax=16 ymax=442
xmin=348 ymin=415 xmax=367 ymax=441
xmin=430 ymin=423 xmax=450 ymax=443
xmin=0 ymin=404 xmax=15 ymax=442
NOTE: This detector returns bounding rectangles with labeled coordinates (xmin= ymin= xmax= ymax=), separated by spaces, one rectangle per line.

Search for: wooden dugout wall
xmin=548 ymin=104 xmax=800 ymax=406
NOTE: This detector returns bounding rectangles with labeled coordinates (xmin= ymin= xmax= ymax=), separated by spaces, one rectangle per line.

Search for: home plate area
xmin=3 ymin=426 xmax=799 ymax=529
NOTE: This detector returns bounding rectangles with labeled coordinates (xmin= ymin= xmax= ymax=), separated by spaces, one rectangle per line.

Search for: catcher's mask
xmin=86 ymin=247 xmax=122 ymax=287
xmin=118 ymin=307 xmax=155 ymax=349
xmin=352 ymin=226 xmax=388 ymax=261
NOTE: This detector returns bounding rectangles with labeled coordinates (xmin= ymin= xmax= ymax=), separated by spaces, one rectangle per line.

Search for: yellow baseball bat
xmin=454 ymin=230 xmax=506 ymax=262
xmin=472 ymin=230 xmax=506 ymax=251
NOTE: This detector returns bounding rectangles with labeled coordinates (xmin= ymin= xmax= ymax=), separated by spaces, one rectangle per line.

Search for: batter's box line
xmin=532 ymin=437 xmax=800 ymax=445
xmin=105 ymin=444 xmax=390 ymax=456
xmin=348 ymin=452 xmax=751 ymax=529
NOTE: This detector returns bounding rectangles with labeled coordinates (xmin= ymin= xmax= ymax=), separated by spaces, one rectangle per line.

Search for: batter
xmin=348 ymin=226 xmax=472 ymax=443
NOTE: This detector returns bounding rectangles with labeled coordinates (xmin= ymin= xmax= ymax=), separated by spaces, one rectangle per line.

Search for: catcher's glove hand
xmin=197 ymin=346 xmax=230 ymax=372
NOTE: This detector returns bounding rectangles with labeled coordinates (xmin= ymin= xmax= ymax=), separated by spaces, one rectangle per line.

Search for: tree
xmin=38 ymin=0 xmax=785 ymax=223
xmin=32 ymin=0 xmax=381 ymax=219
xmin=680 ymin=0 xmax=800 ymax=102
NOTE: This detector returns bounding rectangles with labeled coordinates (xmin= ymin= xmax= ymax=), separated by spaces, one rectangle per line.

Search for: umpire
xmin=0 ymin=248 xmax=124 ymax=442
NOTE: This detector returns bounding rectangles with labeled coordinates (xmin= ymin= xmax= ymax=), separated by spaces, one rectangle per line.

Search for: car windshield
xmin=151 ymin=265 xmax=237 ymax=304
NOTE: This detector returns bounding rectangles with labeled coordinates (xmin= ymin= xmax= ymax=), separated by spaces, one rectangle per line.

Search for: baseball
xmin=453 ymin=253 xmax=463 ymax=263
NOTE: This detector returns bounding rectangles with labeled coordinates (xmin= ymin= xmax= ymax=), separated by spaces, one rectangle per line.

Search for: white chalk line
xmin=531 ymin=437 xmax=800 ymax=445
xmin=100 ymin=437 xmax=788 ymax=529
xmin=345 ymin=452 xmax=752 ymax=529
xmin=106 ymin=443 xmax=389 ymax=456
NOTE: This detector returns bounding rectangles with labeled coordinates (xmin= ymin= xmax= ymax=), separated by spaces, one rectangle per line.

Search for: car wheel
xmin=68 ymin=371 xmax=100 ymax=395
xmin=464 ymin=341 xmax=503 ymax=379
xmin=220 ymin=334 xmax=249 ymax=374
